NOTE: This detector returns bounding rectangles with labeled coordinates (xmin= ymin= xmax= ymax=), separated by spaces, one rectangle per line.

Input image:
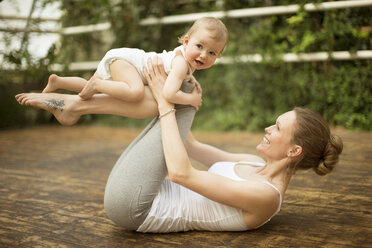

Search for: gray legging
xmin=104 ymin=82 xmax=195 ymax=230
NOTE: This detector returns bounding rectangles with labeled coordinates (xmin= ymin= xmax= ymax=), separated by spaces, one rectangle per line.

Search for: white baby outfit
xmin=97 ymin=45 xmax=192 ymax=84
xmin=136 ymin=161 xmax=282 ymax=233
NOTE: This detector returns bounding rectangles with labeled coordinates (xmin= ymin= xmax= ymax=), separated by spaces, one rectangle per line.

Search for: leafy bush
xmin=2 ymin=0 xmax=371 ymax=130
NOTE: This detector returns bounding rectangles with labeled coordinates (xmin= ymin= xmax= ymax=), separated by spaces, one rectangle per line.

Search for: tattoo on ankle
xmin=44 ymin=99 xmax=65 ymax=111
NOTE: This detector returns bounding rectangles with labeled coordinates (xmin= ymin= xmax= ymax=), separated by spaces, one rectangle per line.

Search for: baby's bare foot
xmin=42 ymin=74 xmax=59 ymax=93
xmin=79 ymin=79 xmax=97 ymax=100
xmin=15 ymin=93 xmax=80 ymax=125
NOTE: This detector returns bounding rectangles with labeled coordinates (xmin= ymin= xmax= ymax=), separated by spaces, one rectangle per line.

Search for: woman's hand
xmin=143 ymin=57 xmax=174 ymax=111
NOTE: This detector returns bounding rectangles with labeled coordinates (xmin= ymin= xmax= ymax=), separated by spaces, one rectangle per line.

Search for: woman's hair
xmin=291 ymin=107 xmax=343 ymax=176
xmin=178 ymin=17 xmax=228 ymax=47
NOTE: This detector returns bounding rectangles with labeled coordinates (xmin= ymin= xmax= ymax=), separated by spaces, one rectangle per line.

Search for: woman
xmin=15 ymin=58 xmax=343 ymax=232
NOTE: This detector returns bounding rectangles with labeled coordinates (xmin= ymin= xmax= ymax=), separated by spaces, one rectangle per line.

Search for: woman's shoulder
xmin=241 ymin=180 xmax=282 ymax=228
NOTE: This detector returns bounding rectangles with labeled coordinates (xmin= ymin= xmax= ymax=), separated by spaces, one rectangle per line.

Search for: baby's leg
xmin=43 ymin=74 xmax=89 ymax=93
xmin=79 ymin=60 xmax=145 ymax=101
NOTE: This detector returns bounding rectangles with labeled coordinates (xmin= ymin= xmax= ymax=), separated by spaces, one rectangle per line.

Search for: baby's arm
xmin=163 ymin=55 xmax=202 ymax=108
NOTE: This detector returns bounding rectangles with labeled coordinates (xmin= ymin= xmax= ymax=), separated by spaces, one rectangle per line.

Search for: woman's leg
xmin=79 ymin=60 xmax=145 ymax=102
xmin=15 ymin=86 xmax=159 ymax=125
xmin=104 ymin=82 xmax=195 ymax=230
xmin=15 ymin=81 xmax=195 ymax=229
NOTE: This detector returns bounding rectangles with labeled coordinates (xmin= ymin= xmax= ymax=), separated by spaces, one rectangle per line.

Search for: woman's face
xmin=256 ymin=111 xmax=297 ymax=161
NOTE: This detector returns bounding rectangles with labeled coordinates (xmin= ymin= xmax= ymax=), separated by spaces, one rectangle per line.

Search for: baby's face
xmin=183 ymin=29 xmax=225 ymax=71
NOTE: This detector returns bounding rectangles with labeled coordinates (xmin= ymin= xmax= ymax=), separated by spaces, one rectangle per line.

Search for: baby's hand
xmin=190 ymin=86 xmax=202 ymax=111
xmin=190 ymin=75 xmax=202 ymax=95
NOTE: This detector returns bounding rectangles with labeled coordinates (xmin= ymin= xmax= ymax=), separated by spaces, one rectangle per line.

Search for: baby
xmin=43 ymin=17 xmax=228 ymax=112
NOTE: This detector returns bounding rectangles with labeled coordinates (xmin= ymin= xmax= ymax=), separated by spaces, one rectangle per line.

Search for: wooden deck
xmin=0 ymin=125 xmax=371 ymax=247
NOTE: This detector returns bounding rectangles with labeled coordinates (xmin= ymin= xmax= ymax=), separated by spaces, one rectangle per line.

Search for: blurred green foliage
xmin=1 ymin=0 xmax=371 ymax=130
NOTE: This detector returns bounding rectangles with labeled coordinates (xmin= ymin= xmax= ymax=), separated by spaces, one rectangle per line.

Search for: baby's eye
xmin=196 ymin=44 xmax=202 ymax=49
xmin=209 ymin=51 xmax=216 ymax=56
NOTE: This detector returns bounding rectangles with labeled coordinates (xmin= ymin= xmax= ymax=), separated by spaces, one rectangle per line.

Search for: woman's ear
xmin=287 ymin=145 xmax=302 ymax=158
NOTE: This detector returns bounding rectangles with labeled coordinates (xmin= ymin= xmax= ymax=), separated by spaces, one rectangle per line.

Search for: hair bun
xmin=314 ymin=135 xmax=343 ymax=176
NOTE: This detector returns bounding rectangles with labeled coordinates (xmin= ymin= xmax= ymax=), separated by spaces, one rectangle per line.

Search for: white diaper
xmin=96 ymin=46 xmax=187 ymax=84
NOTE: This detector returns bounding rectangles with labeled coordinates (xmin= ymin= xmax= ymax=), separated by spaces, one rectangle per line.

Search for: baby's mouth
xmin=195 ymin=59 xmax=204 ymax=66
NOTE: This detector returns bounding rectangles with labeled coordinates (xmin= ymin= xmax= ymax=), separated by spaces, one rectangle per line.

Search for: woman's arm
xmin=144 ymin=58 xmax=278 ymax=224
xmin=158 ymin=110 xmax=276 ymax=223
xmin=185 ymin=132 xmax=266 ymax=168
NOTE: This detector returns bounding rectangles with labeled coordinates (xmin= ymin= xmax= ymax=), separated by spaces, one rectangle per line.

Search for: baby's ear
xmin=183 ymin=35 xmax=190 ymax=45
xmin=217 ymin=48 xmax=225 ymax=57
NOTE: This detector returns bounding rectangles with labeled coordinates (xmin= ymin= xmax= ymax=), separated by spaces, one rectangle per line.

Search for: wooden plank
xmin=0 ymin=126 xmax=371 ymax=247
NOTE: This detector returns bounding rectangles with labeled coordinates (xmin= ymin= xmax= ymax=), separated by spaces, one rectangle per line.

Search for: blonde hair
xmin=291 ymin=107 xmax=343 ymax=176
xmin=178 ymin=17 xmax=228 ymax=47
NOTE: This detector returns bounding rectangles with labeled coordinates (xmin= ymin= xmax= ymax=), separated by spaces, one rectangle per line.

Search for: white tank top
xmin=136 ymin=161 xmax=282 ymax=233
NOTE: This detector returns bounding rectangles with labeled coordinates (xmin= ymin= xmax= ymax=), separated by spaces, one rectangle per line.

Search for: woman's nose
xmin=265 ymin=125 xmax=273 ymax=133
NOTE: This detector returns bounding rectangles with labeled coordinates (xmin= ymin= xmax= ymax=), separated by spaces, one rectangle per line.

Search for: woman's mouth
xmin=263 ymin=136 xmax=270 ymax=144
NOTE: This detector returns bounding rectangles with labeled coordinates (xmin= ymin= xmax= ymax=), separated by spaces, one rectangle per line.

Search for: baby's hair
xmin=291 ymin=107 xmax=343 ymax=176
xmin=178 ymin=17 xmax=228 ymax=48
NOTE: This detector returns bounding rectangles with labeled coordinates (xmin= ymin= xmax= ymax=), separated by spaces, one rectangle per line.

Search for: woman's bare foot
xmin=42 ymin=74 xmax=59 ymax=93
xmin=15 ymin=93 xmax=80 ymax=125
xmin=79 ymin=79 xmax=98 ymax=100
